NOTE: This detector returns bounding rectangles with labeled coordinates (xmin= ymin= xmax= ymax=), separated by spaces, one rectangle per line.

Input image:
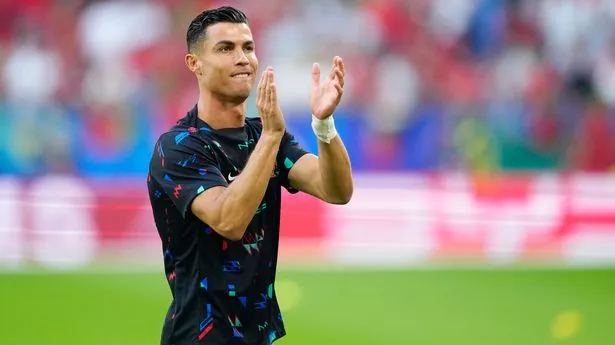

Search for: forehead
xmin=204 ymin=22 xmax=253 ymax=44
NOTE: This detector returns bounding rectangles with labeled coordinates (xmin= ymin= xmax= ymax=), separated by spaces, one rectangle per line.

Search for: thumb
xmin=311 ymin=63 xmax=320 ymax=89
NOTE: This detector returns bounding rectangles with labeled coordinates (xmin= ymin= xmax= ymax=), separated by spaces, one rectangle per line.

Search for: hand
xmin=257 ymin=67 xmax=285 ymax=138
xmin=310 ymin=56 xmax=345 ymax=120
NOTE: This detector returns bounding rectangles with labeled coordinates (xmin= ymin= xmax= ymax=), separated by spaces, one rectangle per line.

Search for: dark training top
xmin=147 ymin=105 xmax=309 ymax=345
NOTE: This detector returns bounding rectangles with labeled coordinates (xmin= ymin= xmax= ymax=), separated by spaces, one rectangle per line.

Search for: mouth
xmin=231 ymin=72 xmax=252 ymax=79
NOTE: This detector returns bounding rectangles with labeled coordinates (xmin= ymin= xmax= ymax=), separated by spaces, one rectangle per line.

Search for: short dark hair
xmin=186 ymin=6 xmax=249 ymax=53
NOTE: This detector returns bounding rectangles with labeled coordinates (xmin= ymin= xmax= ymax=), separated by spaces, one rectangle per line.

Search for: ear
xmin=185 ymin=53 xmax=202 ymax=75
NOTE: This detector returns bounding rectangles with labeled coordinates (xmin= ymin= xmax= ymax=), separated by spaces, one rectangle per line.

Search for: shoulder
xmin=157 ymin=123 xmax=218 ymax=149
xmin=151 ymin=128 xmax=218 ymax=167
xmin=156 ymin=106 xmax=220 ymax=147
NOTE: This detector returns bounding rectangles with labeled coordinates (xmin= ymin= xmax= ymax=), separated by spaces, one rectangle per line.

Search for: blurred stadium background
xmin=2 ymin=0 xmax=615 ymax=344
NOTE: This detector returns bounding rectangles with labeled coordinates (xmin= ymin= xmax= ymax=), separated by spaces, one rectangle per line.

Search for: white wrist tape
xmin=311 ymin=115 xmax=338 ymax=144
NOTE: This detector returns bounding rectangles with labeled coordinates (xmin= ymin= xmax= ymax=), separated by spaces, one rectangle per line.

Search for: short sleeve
xmin=149 ymin=132 xmax=228 ymax=218
xmin=277 ymin=131 xmax=310 ymax=194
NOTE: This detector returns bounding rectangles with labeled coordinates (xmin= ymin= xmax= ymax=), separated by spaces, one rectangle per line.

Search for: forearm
xmin=317 ymin=135 xmax=353 ymax=204
xmin=214 ymin=134 xmax=281 ymax=238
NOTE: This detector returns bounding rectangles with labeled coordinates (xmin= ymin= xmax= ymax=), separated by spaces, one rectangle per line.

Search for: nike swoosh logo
xmin=228 ymin=172 xmax=238 ymax=181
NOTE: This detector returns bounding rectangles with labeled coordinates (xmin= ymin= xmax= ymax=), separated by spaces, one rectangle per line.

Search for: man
xmin=147 ymin=6 xmax=353 ymax=345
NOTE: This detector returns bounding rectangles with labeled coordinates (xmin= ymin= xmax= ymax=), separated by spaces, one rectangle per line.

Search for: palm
xmin=311 ymin=81 xmax=340 ymax=119
xmin=310 ymin=57 xmax=345 ymax=119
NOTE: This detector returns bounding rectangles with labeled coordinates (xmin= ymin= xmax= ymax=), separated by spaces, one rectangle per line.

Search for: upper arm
xmin=287 ymin=153 xmax=328 ymax=201
xmin=275 ymin=131 xmax=329 ymax=201
xmin=149 ymin=133 xmax=228 ymax=219
xmin=190 ymin=185 xmax=226 ymax=226
xmin=276 ymin=131 xmax=310 ymax=193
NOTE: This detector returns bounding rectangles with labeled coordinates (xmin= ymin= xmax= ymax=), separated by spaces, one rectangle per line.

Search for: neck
xmin=197 ymin=91 xmax=246 ymax=129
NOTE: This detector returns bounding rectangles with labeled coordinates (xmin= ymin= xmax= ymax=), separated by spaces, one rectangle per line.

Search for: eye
xmin=244 ymin=45 xmax=254 ymax=52
xmin=220 ymin=46 xmax=232 ymax=52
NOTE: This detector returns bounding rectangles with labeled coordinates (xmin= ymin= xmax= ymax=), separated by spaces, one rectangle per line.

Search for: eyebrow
xmin=213 ymin=40 xmax=254 ymax=47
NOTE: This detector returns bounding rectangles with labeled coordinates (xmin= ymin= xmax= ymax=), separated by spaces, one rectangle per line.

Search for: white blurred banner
xmin=2 ymin=173 xmax=615 ymax=269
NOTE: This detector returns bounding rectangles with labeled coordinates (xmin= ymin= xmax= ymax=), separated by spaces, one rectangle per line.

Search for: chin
xmin=236 ymin=86 xmax=252 ymax=99
xmin=226 ymin=91 xmax=250 ymax=104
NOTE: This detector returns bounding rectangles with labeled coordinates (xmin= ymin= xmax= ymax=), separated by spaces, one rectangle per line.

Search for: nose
xmin=235 ymin=50 xmax=249 ymax=66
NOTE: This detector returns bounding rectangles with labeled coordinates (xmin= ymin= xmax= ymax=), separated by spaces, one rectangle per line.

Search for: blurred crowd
xmin=3 ymin=0 xmax=615 ymax=176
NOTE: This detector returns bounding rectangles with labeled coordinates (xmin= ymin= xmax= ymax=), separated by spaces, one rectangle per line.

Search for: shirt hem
xmin=162 ymin=332 xmax=286 ymax=345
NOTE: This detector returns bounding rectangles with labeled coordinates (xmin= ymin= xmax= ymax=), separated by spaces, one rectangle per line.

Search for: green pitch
xmin=1 ymin=267 xmax=614 ymax=345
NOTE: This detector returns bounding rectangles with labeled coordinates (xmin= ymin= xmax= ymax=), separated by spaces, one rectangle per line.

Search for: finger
xmin=337 ymin=56 xmax=345 ymax=76
xmin=312 ymin=63 xmax=321 ymax=89
xmin=334 ymin=68 xmax=344 ymax=87
xmin=329 ymin=59 xmax=336 ymax=81
xmin=334 ymin=84 xmax=344 ymax=104
xmin=334 ymin=83 xmax=343 ymax=101
xmin=261 ymin=69 xmax=270 ymax=113
xmin=269 ymin=69 xmax=277 ymax=109
xmin=257 ymin=70 xmax=267 ymax=107
xmin=264 ymin=68 xmax=272 ymax=111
